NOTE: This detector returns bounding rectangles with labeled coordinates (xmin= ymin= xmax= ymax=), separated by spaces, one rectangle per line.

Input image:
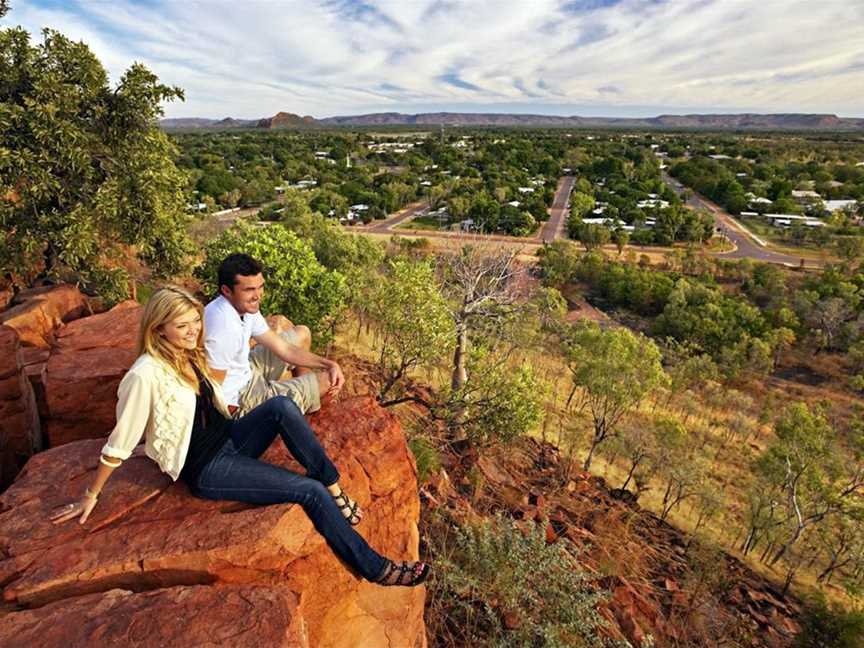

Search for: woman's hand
xmin=50 ymin=490 xmax=99 ymax=525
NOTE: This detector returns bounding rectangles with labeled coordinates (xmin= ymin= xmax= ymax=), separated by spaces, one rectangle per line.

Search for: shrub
xmin=794 ymin=597 xmax=864 ymax=648
xmin=427 ymin=514 xmax=617 ymax=648
xmin=408 ymin=436 xmax=441 ymax=484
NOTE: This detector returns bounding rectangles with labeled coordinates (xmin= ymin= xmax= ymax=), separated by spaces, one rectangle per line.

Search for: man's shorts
xmin=235 ymin=329 xmax=321 ymax=417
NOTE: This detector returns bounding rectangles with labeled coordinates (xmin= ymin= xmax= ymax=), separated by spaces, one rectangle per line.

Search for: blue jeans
xmin=191 ymin=395 xmax=387 ymax=581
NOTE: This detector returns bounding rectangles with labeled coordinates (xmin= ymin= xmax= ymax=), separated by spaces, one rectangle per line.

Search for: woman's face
xmin=159 ymin=309 xmax=202 ymax=351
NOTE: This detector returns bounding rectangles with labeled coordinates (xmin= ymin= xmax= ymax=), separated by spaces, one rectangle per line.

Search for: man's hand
xmin=326 ymin=361 xmax=345 ymax=394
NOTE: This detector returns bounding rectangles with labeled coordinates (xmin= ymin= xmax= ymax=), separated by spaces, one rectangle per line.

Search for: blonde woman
xmin=51 ymin=286 xmax=429 ymax=587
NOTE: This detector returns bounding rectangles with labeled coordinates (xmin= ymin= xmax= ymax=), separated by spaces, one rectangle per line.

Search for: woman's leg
xmin=231 ymin=396 xmax=339 ymax=486
xmin=194 ymin=447 xmax=386 ymax=581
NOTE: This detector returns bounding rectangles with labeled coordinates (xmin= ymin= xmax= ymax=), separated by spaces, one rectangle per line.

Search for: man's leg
xmin=250 ymin=328 xmax=310 ymax=381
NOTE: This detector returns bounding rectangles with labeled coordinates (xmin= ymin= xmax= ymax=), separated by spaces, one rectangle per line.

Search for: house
xmin=517 ymin=187 xmax=535 ymax=194
xmin=791 ymin=190 xmax=821 ymax=201
xmin=292 ymin=179 xmax=318 ymax=190
xmin=460 ymin=219 xmax=475 ymax=232
xmin=763 ymin=213 xmax=825 ymax=228
xmin=709 ymin=154 xmax=732 ymax=160
xmin=748 ymin=196 xmax=772 ymax=207
xmin=187 ymin=202 xmax=207 ymax=212
xmin=637 ymin=199 xmax=670 ymax=209
xmin=274 ymin=185 xmax=286 ymax=195
xmin=507 ymin=201 xmax=521 ymax=208
xmin=824 ymin=199 xmax=858 ymax=213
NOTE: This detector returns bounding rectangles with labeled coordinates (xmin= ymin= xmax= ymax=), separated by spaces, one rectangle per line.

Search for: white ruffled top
xmin=101 ymin=354 xmax=231 ymax=481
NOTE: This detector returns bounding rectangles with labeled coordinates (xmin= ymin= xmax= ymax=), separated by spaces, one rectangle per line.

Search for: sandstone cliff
xmin=0 ymin=396 xmax=426 ymax=648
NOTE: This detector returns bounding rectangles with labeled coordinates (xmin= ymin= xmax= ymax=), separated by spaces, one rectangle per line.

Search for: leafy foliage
xmin=442 ymin=348 xmax=547 ymax=447
xmin=428 ymin=514 xmax=615 ymax=648
xmin=195 ymin=222 xmax=346 ymax=340
xmin=561 ymin=321 xmax=668 ymax=470
xmin=364 ymin=258 xmax=454 ymax=400
xmin=0 ymin=27 xmax=189 ymax=301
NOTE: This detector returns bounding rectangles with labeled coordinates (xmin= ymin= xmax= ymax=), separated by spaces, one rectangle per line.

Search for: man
xmin=204 ymin=253 xmax=345 ymax=418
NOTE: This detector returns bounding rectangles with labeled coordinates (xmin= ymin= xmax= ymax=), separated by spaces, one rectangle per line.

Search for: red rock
xmin=0 ymin=585 xmax=308 ymax=648
xmin=0 ymin=326 xmax=41 ymax=488
xmin=0 ymin=396 xmax=425 ymax=648
xmin=43 ymin=302 xmax=142 ymax=446
xmin=53 ymin=300 xmax=141 ymax=352
xmin=0 ymin=284 xmax=88 ymax=347
xmin=502 ymin=610 xmax=522 ymax=630
xmin=0 ymin=286 xmax=12 ymax=311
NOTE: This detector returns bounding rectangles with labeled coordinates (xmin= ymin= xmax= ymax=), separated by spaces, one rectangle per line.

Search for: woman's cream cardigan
xmin=101 ymin=354 xmax=231 ymax=481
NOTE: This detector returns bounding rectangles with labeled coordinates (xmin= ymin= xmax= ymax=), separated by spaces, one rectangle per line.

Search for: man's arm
xmin=253 ymin=330 xmax=345 ymax=391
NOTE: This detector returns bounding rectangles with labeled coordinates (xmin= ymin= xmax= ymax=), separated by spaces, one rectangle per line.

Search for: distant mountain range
xmin=160 ymin=111 xmax=864 ymax=131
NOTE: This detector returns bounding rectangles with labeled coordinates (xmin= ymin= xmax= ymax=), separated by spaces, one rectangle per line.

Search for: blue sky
xmin=5 ymin=0 xmax=864 ymax=119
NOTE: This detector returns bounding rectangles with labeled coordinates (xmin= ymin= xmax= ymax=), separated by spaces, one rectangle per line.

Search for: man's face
xmin=221 ymin=273 xmax=264 ymax=315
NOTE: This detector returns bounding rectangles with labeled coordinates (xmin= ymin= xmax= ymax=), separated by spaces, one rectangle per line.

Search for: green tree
xmin=755 ymin=403 xmax=864 ymax=571
xmin=537 ymin=240 xmax=581 ymax=288
xmin=611 ymin=227 xmax=629 ymax=255
xmin=1 ymin=27 xmax=190 ymax=301
xmin=569 ymin=190 xmax=595 ymax=219
xmin=561 ymin=321 xmax=669 ymax=470
xmin=365 ymin=259 xmax=454 ymax=402
xmin=577 ymin=223 xmax=610 ymax=251
xmin=442 ymin=349 xmax=546 ymax=448
xmin=195 ymin=222 xmax=346 ymax=341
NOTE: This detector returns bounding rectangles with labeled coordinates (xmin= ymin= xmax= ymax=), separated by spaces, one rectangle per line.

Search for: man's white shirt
xmin=204 ymin=295 xmax=269 ymax=406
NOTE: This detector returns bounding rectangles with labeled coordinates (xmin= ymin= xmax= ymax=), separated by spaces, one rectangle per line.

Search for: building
xmin=763 ymin=213 xmax=825 ymax=228
xmin=791 ymin=190 xmax=821 ymax=201
xmin=637 ymin=198 xmax=670 ymax=209
xmin=824 ymin=199 xmax=858 ymax=214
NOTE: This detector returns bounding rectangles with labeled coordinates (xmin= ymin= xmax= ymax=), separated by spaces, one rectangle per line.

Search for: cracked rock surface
xmin=0 ymin=396 xmax=426 ymax=648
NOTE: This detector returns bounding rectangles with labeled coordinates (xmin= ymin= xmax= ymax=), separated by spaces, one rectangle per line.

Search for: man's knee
xmin=316 ymin=371 xmax=331 ymax=395
xmin=293 ymin=324 xmax=311 ymax=350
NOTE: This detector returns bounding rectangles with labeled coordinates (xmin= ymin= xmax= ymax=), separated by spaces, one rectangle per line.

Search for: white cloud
xmin=4 ymin=0 xmax=864 ymax=118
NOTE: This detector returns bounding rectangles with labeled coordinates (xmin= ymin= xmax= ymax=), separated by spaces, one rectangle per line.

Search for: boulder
xmin=0 ymin=396 xmax=426 ymax=648
xmin=0 ymin=284 xmax=89 ymax=347
xmin=0 ymin=326 xmax=41 ymax=489
xmin=43 ymin=301 xmax=142 ymax=447
xmin=0 ymin=585 xmax=308 ymax=648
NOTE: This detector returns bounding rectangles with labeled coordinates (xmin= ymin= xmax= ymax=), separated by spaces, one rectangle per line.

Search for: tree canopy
xmin=0 ymin=26 xmax=190 ymax=301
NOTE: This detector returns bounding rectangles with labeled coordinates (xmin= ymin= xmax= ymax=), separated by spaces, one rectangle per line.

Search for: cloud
xmin=3 ymin=0 xmax=863 ymax=117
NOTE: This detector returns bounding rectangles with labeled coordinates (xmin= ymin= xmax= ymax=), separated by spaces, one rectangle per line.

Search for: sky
xmin=5 ymin=0 xmax=864 ymax=119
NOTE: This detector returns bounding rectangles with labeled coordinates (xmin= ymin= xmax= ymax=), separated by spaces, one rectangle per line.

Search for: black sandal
xmin=375 ymin=559 xmax=430 ymax=587
xmin=332 ymin=488 xmax=362 ymax=526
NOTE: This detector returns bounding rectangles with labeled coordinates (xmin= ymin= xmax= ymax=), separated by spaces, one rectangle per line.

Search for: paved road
xmin=537 ymin=175 xmax=575 ymax=242
xmin=661 ymin=172 xmax=815 ymax=267
xmin=361 ymin=201 xmax=430 ymax=233
xmin=364 ymin=175 xmax=576 ymax=244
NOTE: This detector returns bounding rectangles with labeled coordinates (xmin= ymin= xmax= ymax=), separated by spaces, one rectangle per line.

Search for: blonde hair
xmin=137 ymin=286 xmax=213 ymax=391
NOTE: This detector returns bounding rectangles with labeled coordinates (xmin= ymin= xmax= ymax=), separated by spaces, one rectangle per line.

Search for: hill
xmin=161 ymin=111 xmax=864 ymax=131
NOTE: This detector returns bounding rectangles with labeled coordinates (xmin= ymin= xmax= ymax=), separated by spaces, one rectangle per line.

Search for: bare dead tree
xmin=437 ymin=241 xmax=530 ymax=391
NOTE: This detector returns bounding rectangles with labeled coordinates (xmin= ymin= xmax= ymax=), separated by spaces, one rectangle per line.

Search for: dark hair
xmin=217 ymin=253 xmax=263 ymax=290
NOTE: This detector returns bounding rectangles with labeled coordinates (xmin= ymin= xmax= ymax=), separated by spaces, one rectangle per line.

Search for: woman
xmin=51 ymin=286 xmax=429 ymax=587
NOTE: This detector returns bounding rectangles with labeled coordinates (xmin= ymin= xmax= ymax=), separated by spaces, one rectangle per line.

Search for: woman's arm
xmin=50 ymin=366 xmax=152 ymax=525
xmin=50 ymin=455 xmax=122 ymax=524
